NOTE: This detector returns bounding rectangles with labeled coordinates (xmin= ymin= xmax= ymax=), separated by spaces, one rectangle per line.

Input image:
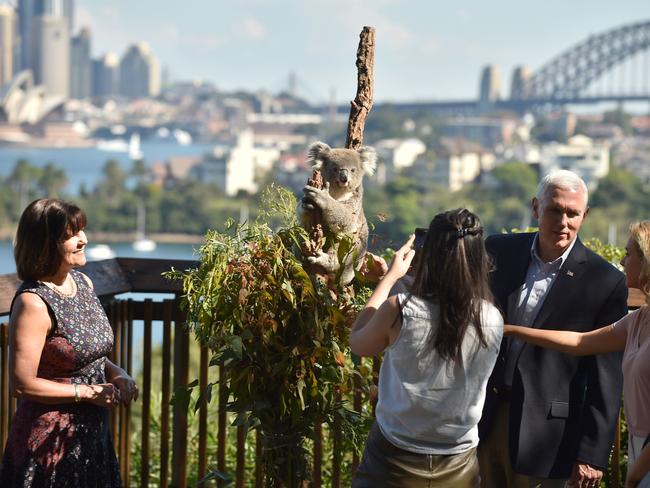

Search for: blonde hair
xmin=630 ymin=220 xmax=650 ymax=303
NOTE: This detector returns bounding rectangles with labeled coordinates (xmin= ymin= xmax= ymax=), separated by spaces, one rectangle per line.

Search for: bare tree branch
xmin=346 ymin=26 xmax=375 ymax=150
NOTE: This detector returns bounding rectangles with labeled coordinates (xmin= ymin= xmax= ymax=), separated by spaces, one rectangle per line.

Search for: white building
xmin=200 ymin=130 xmax=281 ymax=196
xmin=374 ymin=137 xmax=426 ymax=184
xmin=411 ymin=138 xmax=495 ymax=192
xmin=540 ymin=135 xmax=609 ymax=190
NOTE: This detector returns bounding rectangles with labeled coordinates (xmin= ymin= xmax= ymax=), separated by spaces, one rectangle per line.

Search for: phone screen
xmin=414 ymin=228 xmax=427 ymax=249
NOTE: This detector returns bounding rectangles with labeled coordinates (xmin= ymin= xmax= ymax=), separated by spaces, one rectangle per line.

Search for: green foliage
xmin=167 ymin=185 xmax=369 ymax=486
xmin=590 ymin=169 xmax=650 ymax=219
xmin=0 ymin=157 xmax=645 ymax=253
xmin=489 ymin=162 xmax=538 ymax=202
xmin=583 ymin=237 xmax=625 ymax=267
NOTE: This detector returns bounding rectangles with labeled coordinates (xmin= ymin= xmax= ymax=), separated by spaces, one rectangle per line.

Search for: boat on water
xmin=133 ymin=237 xmax=156 ymax=252
xmin=173 ymin=129 xmax=192 ymax=145
xmin=129 ymin=133 xmax=143 ymax=160
xmin=97 ymin=138 xmax=128 ymax=152
xmin=132 ymin=205 xmax=156 ymax=252
xmin=85 ymin=244 xmax=116 ymax=260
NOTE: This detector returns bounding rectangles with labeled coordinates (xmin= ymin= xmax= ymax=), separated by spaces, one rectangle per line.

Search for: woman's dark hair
xmin=409 ymin=208 xmax=493 ymax=363
xmin=14 ymin=198 xmax=87 ymax=281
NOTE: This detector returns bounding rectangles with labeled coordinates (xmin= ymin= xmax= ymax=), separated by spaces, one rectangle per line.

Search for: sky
xmin=76 ymin=0 xmax=650 ymax=104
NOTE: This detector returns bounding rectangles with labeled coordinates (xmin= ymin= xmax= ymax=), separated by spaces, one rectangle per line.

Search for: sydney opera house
xmin=0 ymin=70 xmax=88 ymax=146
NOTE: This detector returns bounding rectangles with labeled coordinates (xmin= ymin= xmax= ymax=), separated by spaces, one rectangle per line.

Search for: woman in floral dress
xmin=0 ymin=198 xmax=138 ymax=487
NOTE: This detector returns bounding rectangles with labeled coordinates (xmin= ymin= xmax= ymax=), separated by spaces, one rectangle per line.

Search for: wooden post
xmin=346 ymin=26 xmax=375 ymax=151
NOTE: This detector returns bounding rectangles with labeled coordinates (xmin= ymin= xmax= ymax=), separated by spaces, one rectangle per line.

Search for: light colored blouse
xmin=375 ymin=294 xmax=503 ymax=455
xmin=612 ymin=306 xmax=650 ymax=437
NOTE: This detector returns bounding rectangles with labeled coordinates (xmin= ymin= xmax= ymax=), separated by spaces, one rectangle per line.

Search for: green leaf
xmin=171 ymin=379 xmax=198 ymax=413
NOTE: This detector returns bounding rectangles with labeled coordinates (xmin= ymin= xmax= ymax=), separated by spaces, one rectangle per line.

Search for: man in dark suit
xmin=478 ymin=170 xmax=628 ymax=488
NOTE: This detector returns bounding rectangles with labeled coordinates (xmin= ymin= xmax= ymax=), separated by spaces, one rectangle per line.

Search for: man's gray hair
xmin=535 ymin=170 xmax=588 ymax=209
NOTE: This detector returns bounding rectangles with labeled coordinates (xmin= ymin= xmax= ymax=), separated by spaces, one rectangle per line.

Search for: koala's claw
xmin=301 ymin=197 xmax=316 ymax=211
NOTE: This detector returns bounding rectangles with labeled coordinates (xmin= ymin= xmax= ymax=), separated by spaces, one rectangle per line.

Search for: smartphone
xmin=414 ymin=227 xmax=427 ymax=249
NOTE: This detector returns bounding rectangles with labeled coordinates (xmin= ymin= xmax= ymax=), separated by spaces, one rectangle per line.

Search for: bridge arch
xmin=525 ymin=20 xmax=650 ymax=100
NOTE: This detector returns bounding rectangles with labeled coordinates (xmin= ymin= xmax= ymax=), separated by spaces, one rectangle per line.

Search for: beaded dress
xmin=0 ymin=270 xmax=122 ymax=487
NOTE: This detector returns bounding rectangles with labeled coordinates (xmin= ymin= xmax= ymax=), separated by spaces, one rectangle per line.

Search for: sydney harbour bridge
xmin=384 ymin=19 xmax=650 ymax=115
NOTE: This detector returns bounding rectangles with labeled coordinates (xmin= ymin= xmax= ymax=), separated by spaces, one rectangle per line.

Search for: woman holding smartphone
xmin=504 ymin=221 xmax=650 ymax=488
xmin=351 ymin=208 xmax=503 ymax=487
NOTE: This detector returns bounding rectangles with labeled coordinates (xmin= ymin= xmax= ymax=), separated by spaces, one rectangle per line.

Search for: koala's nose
xmin=339 ymin=170 xmax=349 ymax=183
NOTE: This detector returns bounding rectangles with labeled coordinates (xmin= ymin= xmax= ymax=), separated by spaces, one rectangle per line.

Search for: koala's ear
xmin=358 ymin=146 xmax=377 ymax=176
xmin=306 ymin=141 xmax=331 ymax=170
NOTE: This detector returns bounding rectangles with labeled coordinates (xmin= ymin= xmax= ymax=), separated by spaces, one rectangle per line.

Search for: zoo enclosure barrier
xmin=0 ymin=258 xmax=646 ymax=487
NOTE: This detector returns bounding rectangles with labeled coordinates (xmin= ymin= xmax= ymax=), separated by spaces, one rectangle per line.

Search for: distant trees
xmin=0 ymin=157 xmax=646 ymax=248
xmin=0 ymin=160 xmax=69 ymax=228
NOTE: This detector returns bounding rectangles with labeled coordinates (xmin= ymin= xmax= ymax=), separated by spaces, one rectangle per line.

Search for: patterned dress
xmin=0 ymin=269 xmax=122 ymax=487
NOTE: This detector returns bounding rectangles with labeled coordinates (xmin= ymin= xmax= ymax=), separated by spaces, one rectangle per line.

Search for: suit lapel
xmin=532 ymin=238 xmax=587 ymax=329
xmin=496 ymin=234 xmax=534 ymax=313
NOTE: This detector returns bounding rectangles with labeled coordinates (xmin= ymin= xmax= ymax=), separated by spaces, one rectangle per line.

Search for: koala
xmin=301 ymin=141 xmax=377 ymax=285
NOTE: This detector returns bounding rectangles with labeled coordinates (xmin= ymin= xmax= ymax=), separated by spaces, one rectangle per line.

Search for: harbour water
xmin=0 ymin=141 xmax=215 ymax=194
xmin=0 ymin=141 xmax=212 ymax=348
xmin=0 ymin=240 xmax=198 ymax=275
xmin=0 ymin=239 xmax=201 ymax=351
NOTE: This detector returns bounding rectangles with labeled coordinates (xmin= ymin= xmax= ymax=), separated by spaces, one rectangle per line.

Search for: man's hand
xmin=567 ymin=462 xmax=602 ymax=488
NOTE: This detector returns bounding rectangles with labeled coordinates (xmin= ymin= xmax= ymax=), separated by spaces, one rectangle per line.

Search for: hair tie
xmin=456 ymin=228 xmax=467 ymax=238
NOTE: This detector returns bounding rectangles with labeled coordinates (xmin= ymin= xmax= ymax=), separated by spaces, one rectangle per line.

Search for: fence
xmin=0 ymin=258 xmax=646 ymax=487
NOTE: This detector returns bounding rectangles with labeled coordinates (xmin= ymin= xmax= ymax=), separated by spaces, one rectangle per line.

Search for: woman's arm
xmin=350 ymin=235 xmax=415 ymax=357
xmin=10 ymin=293 xmax=118 ymax=407
xmin=626 ymin=443 xmax=650 ymax=488
xmin=81 ymin=272 xmax=138 ymax=405
xmin=504 ymin=322 xmax=625 ymax=356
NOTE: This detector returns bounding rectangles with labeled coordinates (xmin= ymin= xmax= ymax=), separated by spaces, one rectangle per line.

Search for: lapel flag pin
xmin=566 ymin=270 xmax=574 ymax=277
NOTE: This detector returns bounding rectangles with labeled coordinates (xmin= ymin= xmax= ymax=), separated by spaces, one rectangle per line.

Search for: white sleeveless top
xmin=375 ymin=293 xmax=503 ymax=454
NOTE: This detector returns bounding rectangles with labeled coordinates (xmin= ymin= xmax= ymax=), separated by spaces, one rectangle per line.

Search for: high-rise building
xmin=149 ymin=54 xmax=160 ymax=97
xmin=479 ymin=65 xmax=501 ymax=103
xmin=17 ymin=0 xmax=73 ymax=73
xmin=43 ymin=0 xmax=74 ymax=31
xmin=0 ymin=5 xmax=15 ymax=87
xmin=70 ymin=27 xmax=91 ymax=99
xmin=510 ymin=65 xmax=531 ymax=100
xmin=31 ymin=14 xmax=70 ymax=98
xmin=17 ymin=0 xmax=38 ymax=72
xmin=92 ymin=53 xmax=118 ymax=98
xmin=119 ymin=43 xmax=160 ymax=99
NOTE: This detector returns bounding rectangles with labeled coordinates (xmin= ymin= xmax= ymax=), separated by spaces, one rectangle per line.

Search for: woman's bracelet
xmin=73 ymin=383 xmax=81 ymax=403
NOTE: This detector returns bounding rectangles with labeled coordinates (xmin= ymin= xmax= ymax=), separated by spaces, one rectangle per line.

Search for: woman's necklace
xmin=40 ymin=274 xmax=77 ymax=297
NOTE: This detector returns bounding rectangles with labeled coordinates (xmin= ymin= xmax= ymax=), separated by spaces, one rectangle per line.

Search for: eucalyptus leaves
xmin=167 ymin=186 xmax=370 ymax=486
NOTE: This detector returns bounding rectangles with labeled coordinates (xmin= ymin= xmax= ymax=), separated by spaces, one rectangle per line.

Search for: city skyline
xmin=76 ymin=0 xmax=650 ymax=103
